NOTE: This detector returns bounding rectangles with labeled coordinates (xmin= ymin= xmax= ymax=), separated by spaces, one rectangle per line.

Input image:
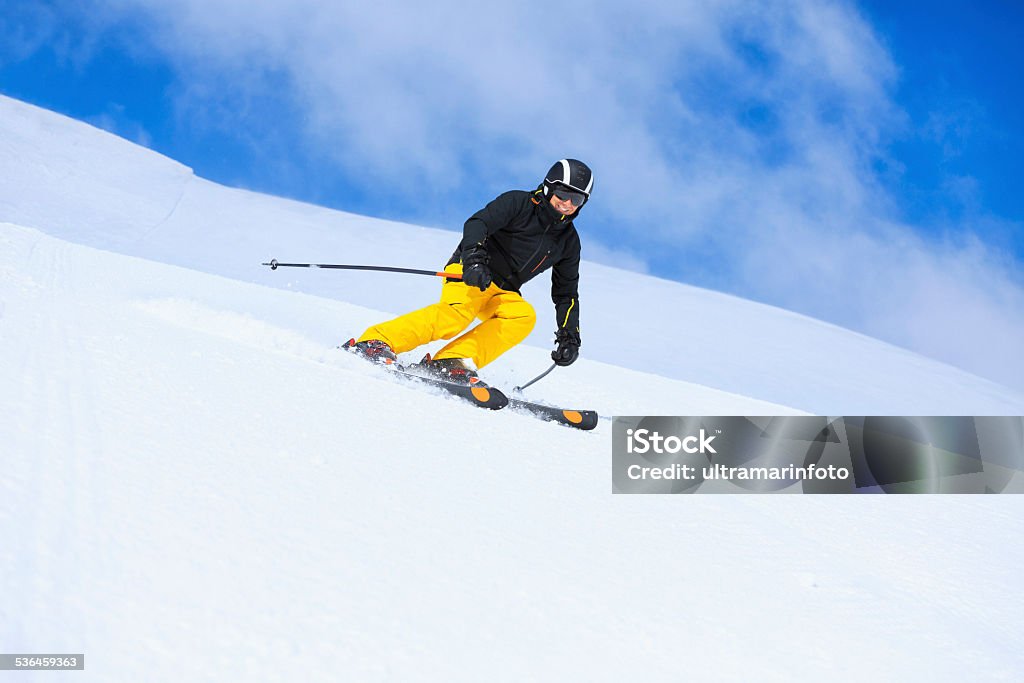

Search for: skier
xmin=346 ymin=158 xmax=592 ymax=383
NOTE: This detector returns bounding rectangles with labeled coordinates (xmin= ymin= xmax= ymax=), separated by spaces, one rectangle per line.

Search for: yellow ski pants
xmin=357 ymin=263 xmax=536 ymax=369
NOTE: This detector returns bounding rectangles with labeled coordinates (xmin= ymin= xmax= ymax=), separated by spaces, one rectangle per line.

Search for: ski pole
xmin=513 ymin=362 xmax=557 ymax=394
xmin=261 ymin=258 xmax=462 ymax=280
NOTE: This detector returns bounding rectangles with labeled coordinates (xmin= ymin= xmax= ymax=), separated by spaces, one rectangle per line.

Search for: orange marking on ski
xmin=563 ymin=410 xmax=584 ymax=424
xmin=471 ymin=386 xmax=491 ymax=403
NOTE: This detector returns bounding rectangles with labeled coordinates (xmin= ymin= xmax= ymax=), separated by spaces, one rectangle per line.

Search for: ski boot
xmin=416 ymin=353 xmax=480 ymax=385
xmin=343 ymin=338 xmax=398 ymax=365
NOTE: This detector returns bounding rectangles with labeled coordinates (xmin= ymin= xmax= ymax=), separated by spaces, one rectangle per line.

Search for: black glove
xmin=551 ymin=329 xmax=581 ymax=366
xmin=461 ymin=245 xmax=492 ymax=291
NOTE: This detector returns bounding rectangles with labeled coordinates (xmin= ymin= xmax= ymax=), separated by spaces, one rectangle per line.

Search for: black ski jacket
xmin=449 ymin=189 xmax=581 ymax=334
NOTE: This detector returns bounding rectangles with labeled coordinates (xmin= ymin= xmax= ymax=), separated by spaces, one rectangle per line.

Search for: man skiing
xmin=345 ymin=158 xmax=592 ymax=383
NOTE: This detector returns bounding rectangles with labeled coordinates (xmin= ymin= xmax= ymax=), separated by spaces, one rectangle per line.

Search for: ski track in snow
xmin=1 ymin=95 xmax=1024 ymax=681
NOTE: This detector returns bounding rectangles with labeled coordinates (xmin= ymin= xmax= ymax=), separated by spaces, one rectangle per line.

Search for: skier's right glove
xmin=461 ymin=246 xmax=492 ymax=291
xmin=551 ymin=329 xmax=581 ymax=366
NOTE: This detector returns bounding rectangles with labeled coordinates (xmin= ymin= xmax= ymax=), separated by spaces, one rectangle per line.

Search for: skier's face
xmin=549 ymin=194 xmax=577 ymax=216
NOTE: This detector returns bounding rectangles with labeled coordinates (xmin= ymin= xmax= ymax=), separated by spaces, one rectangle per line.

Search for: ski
xmin=507 ymin=397 xmax=599 ymax=431
xmin=340 ymin=341 xmax=598 ymax=428
xmin=341 ymin=340 xmax=507 ymax=410
xmin=389 ymin=364 xmax=509 ymax=410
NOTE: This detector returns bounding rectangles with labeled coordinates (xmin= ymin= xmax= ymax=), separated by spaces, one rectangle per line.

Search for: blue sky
xmin=2 ymin=0 xmax=1023 ymax=387
xmin=859 ymin=0 xmax=1023 ymax=246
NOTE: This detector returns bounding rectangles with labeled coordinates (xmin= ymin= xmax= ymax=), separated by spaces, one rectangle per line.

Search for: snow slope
xmin=2 ymin=95 xmax=1021 ymax=415
xmin=2 ymin=95 xmax=1023 ymax=681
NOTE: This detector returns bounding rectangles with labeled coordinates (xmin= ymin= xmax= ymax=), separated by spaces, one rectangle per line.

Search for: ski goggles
xmin=552 ymin=185 xmax=588 ymax=207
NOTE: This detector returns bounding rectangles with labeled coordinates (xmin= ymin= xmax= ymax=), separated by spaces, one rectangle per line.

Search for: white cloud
xmin=53 ymin=0 xmax=1024 ymax=388
xmin=85 ymin=104 xmax=154 ymax=148
xmin=0 ymin=2 xmax=56 ymax=63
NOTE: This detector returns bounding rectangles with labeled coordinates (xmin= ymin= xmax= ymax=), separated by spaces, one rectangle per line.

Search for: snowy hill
xmin=2 ymin=94 xmax=1023 ymax=680
xmin=2 ymin=95 xmax=1021 ymax=415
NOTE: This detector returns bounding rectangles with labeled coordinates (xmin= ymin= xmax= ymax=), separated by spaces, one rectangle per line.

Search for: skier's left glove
xmin=551 ymin=329 xmax=581 ymax=366
xmin=461 ymin=246 xmax=492 ymax=291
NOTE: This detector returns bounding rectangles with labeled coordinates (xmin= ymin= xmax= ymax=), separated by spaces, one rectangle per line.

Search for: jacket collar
xmin=532 ymin=188 xmax=577 ymax=227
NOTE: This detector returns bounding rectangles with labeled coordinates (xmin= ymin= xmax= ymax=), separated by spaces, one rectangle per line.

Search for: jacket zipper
xmin=519 ymin=222 xmax=554 ymax=277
